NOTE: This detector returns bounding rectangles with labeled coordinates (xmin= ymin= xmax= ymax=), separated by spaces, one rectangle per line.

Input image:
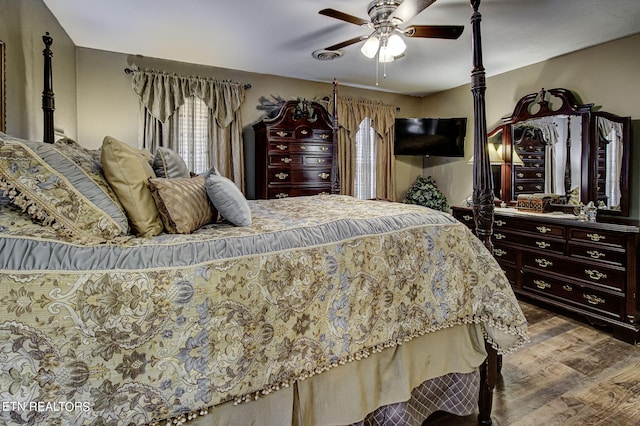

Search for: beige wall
xmin=421 ymin=33 xmax=640 ymax=220
xmin=0 ymin=0 xmax=77 ymax=141
xmin=75 ymin=47 xmax=424 ymax=200
xmin=4 ymin=1 xmax=638 ymax=212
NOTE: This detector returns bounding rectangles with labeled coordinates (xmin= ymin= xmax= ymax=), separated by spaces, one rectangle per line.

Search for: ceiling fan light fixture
xmin=378 ymin=45 xmax=395 ymax=63
xmin=387 ymin=33 xmax=406 ymax=56
xmin=361 ymin=35 xmax=380 ymax=58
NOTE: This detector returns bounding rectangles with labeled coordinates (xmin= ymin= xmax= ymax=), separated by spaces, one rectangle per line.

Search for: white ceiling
xmin=43 ymin=0 xmax=640 ymax=97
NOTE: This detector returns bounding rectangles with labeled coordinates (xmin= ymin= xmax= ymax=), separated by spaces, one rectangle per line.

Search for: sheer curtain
xmin=130 ymin=69 xmax=247 ymax=188
xmin=177 ymin=96 xmax=209 ymax=173
xmin=354 ymin=118 xmax=376 ymax=199
xmin=335 ymin=97 xmax=396 ymax=200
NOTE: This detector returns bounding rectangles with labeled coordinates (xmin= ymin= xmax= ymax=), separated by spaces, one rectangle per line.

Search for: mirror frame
xmin=589 ymin=111 xmax=631 ymax=217
xmin=490 ymin=88 xmax=631 ymax=217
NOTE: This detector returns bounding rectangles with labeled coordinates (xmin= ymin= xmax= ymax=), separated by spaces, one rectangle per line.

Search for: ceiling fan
xmin=319 ymin=0 xmax=464 ymax=62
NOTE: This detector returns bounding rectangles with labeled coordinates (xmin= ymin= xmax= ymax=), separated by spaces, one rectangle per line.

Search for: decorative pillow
xmin=101 ymin=136 xmax=164 ymax=237
xmin=148 ymin=176 xmax=214 ymax=234
xmin=0 ymin=132 xmax=129 ymax=242
xmin=53 ymin=137 xmax=130 ymax=233
xmin=153 ymin=146 xmax=191 ymax=178
xmin=205 ymin=174 xmax=252 ymax=226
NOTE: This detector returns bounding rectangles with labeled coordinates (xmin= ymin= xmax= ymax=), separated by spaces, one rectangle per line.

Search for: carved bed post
xmin=42 ymin=32 xmax=55 ymax=143
xmin=469 ymin=1 xmax=497 ymax=425
xmin=331 ymin=78 xmax=341 ymax=194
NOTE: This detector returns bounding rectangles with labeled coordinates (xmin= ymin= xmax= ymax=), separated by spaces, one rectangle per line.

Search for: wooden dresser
xmin=452 ymin=206 xmax=640 ymax=343
xmin=253 ymin=100 xmax=337 ymax=199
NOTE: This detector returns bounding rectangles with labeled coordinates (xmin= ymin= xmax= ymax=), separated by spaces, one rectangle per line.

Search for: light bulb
xmin=387 ymin=34 xmax=406 ymax=56
xmin=378 ymin=45 xmax=395 ymax=63
xmin=360 ymin=36 xmax=380 ymax=59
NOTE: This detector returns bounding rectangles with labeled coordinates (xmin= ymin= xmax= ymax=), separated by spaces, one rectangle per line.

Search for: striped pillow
xmin=148 ymin=176 xmax=215 ymax=234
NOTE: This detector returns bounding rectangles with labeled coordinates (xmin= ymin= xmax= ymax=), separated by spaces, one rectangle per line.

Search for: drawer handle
xmin=319 ymin=134 xmax=329 ymax=140
xmin=300 ymin=145 xmax=307 ymax=150
xmin=587 ymin=233 xmax=605 ymax=242
xmin=586 ymin=250 xmax=606 ymax=260
xmin=301 ymin=129 xmax=309 ymax=135
xmin=562 ymin=285 xmax=573 ymax=292
xmin=535 ymin=185 xmax=542 ymax=190
xmin=318 ymin=173 xmax=330 ymax=180
xmin=534 ymin=279 xmax=551 ymax=290
xmin=536 ymin=226 xmax=551 ymax=234
xmin=316 ymin=158 xmax=325 ymax=163
xmin=535 ymin=241 xmax=550 ymax=249
xmin=281 ymin=157 xmax=292 ymax=163
xmin=463 ymin=214 xmax=473 ymax=221
xmin=536 ymin=173 xmax=542 ymax=178
xmin=517 ymin=173 xmax=524 ymax=178
xmin=275 ymin=193 xmax=289 ymax=198
xmin=494 ymin=233 xmax=506 ymax=240
xmin=320 ymin=146 xmax=328 ymax=152
xmin=275 ymin=173 xmax=289 ymax=180
xmin=276 ymin=131 xmax=288 ymax=137
xmin=277 ymin=144 xmax=287 ymax=150
xmin=535 ymin=258 xmax=553 ymax=268
xmin=494 ymin=248 xmax=506 ymax=257
xmin=583 ymin=294 xmax=605 ymax=305
xmin=495 ymin=220 xmax=506 ymax=227
xmin=319 ymin=191 xmax=329 ymax=195
xmin=585 ymin=269 xmax=607 ymax=281
xmin=517 ymin=185 xmax=524 ymax=191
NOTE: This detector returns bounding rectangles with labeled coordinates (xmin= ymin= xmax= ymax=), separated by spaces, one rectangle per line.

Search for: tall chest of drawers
xmin=253 ymin=100 xmax=337 ymax=199
xmin=452 ymin=206 xmax=640 ymax=343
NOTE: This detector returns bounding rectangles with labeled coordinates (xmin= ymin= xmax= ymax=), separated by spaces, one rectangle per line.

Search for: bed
xmin=0 ymin=1 xmax=527 ymax=425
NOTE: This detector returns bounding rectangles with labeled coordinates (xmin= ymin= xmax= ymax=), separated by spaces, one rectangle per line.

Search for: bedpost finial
xmin=43 ymin=32 xmax=53 ymax=48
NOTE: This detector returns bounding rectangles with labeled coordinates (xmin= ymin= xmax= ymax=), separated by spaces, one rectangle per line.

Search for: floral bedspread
xmin=0 ymin=195 xmax=528 ymax=425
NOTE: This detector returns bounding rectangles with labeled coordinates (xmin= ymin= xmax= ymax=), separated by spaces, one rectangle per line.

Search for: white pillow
xmin=205 ymin=174 xmax=252 ymax=226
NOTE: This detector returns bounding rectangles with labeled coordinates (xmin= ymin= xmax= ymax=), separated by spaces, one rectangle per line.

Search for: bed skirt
xmin=172 ymin=323 xmax=485 ymax=426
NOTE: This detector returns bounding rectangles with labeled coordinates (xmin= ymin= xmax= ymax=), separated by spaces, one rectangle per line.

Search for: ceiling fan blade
xmin=325 ymin=36 xmax=367 ymax=51
xmin=404 ymin=25 xmax=464 ymax=39
xmin=389 ymin=0 xmax=438 ymax=24
xmin=319 ymin=8 xmax=370 ymax=26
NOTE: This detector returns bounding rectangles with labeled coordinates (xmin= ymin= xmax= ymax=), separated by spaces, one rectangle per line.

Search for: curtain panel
xmin=130 ymin=69 xmax=247 ymax=188
xmin=336 ymin=97 xmax=397 ymax=201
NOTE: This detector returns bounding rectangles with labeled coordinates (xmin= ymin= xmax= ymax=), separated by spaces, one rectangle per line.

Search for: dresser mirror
xmin=491 ymin=88 xmax=631 ymax=217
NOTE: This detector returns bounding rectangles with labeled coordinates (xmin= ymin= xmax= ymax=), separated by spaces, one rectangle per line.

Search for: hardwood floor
xmin=426 ymin=300 xmax=640 ymax=426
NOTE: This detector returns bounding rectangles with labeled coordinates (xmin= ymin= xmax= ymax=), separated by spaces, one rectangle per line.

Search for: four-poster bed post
xmin=469 ymin=1 xmax=498 ymax=425
xmin=42 ymin=32 xmax=55 ymax=144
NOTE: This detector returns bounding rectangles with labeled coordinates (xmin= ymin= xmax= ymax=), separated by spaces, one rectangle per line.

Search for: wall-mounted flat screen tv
xmin=394 ymin=117 xmax=467 ymax=157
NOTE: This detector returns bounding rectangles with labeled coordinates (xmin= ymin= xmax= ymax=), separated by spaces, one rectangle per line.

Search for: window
xmin=353 ymin=117 xmax=377 ymax=199
xmin=176 ymin=96 xmax=209 ymax=174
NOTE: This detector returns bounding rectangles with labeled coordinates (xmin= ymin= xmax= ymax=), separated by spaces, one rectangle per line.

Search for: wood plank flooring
xmin=425 ymin=301 xmax=640 ymax=426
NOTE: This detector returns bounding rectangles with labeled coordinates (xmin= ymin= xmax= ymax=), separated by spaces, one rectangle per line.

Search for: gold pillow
xmin=101 ymin=136 xmax=164 ymax=237
xmin=148 ymin=176 xmax=215 ymax=234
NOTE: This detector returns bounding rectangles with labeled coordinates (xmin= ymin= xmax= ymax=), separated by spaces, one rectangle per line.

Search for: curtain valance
xmin=129 ymin=68 xmax=247 ymax=126
xmin=337 ymin=97 xmax=396 ymax=137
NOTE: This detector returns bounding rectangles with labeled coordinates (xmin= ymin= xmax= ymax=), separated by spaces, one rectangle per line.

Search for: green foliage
xmin=403 ymin=176 xmax=449 ymax=211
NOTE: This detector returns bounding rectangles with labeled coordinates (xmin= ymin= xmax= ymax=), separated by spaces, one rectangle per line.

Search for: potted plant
xmin=403 ymin=176 xmax=449 ymax=211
